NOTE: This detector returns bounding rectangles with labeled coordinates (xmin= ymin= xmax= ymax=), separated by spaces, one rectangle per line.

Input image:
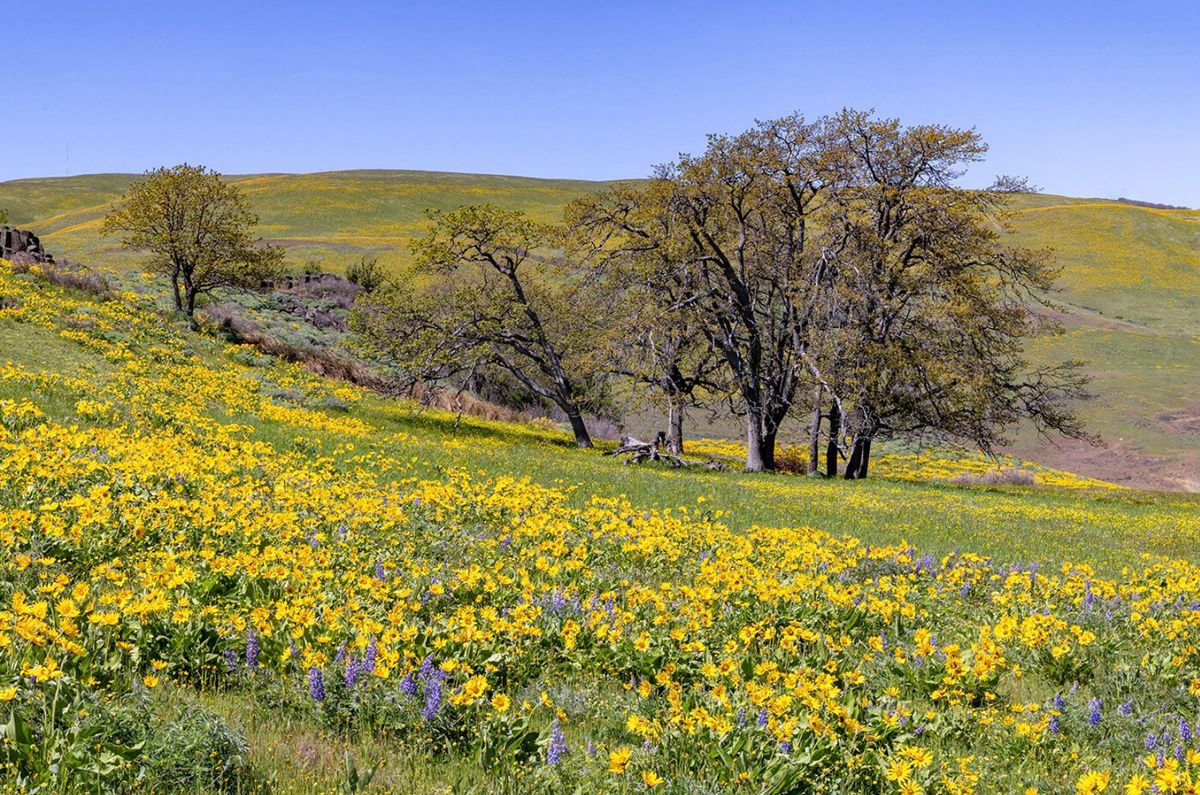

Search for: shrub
xmin=11 ymin=256 xmax=112 ymax=297
xmin=346 ymin=255 xmax=386 ymax=293
xmin=949 ymin=467 xmax=1037 ymax=487
xmin=144 ymin=700 xmax=250 ymax=793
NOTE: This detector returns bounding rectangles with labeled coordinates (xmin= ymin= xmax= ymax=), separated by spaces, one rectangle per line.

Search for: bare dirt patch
xmin=1009 ymin=436 xmax=1200 ymax=493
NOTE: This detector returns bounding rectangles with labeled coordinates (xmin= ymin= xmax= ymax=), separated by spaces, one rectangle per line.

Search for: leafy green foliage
xmin=101 ymin=164 xmax=285 ymax=318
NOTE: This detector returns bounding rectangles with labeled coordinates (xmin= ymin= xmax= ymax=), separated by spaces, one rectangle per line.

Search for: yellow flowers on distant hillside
xmin=2 ymin=257 xmax=1199 ymax=792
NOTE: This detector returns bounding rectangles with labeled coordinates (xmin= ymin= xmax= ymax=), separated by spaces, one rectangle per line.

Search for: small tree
xmin=102 ymin=164 xmax=284 ymax=322
xmin=567 ymin=185 xmax=727 ymax=454
xmin=350 ymin=205 xmax=612 ymax=448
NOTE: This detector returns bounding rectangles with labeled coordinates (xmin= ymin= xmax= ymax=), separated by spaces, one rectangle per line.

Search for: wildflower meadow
xmin=4 ymin=258 xmax=1200 ymax=795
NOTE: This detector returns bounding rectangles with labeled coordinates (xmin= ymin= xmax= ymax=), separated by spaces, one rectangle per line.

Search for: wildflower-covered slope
xmin=4 ymin=262 xmax=1200 ymax=793
xmin=4 ymin=171 xmax=1199 ymax=488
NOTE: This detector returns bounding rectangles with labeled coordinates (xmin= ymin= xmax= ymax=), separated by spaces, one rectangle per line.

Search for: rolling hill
xmin=2 ymin=170 xmax=1199 ymax=489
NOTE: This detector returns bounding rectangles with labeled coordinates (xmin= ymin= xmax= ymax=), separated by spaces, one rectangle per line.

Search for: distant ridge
xmin=1115 ymin=197 xmax=1191 ymax=210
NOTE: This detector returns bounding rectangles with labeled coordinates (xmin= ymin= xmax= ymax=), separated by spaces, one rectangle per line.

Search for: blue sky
xmin=8 ymin=1 xmax=1199 ymax=206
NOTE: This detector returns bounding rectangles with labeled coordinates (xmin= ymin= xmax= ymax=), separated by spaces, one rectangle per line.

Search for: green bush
xmin=346 ymin=256 xmax=386 ymax=293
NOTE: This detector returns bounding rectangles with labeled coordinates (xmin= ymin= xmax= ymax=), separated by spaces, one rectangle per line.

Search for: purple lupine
xmin=399 ymin=672 xmax=418 ymax=699
xmin=1118 ymin=700 xmax=1133 ymax=716
xmin=586 ymin=741 xmax=595 ymax=757
xmin=736 ymin=707 xmax=746 ymax=727
xmin=364 ymin=638 xmax=378 ymax=673
xmin=1048 ymin=715 xmax=1060 ymax=735
xmin=1088 ymin=698 xmax=1102 ymax=726
xmin=344 ymin=655 xmax=360 ymax=690
xmin=246 ymin=629 xmax=259 ymax=673
xmin=421 ymin=677 xmax=443 ymax=720
xmin=1052 ymin=692 xmax=1065 ymax=710
xmin=1146 ymin=732 xmax=1158 ymax=751
xmin=224 ymin=649 xmax=239 ymax=672
xmin=308 ymin=666 xmax=326 ymax=702
xmin=757 ymin=709 xmax=769 ymax=728
xmin=334 ymin=643 xmax=347 ymax=665
xmin=780 ymin=741 xmax=792 ymax=755
xmin=375 ymin=560 xmax=386 ymax=581
xmin=1176 ymin=744 xmax=1186 ymax=762
xmin=418 ymin=654 xmax=436 ymax=685
xmin=546 ymin=718 xmax=567 ymax=765
xmin=1181 ymin=717 xmax=1193 ymax=744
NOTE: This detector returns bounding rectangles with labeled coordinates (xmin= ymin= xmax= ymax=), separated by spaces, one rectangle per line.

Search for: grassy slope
xmin=3 ymin=271 xmax=1198 ymax=578
xmin=0 ymin=170 xmax=619 ymax=274
xmin=1001 ymin=196 xmax=1200 ymax=488
xmin=3 ymin=172 xmax=1199 ymax=488
xmin=5 ymin=263 xmax=1200 ymax=791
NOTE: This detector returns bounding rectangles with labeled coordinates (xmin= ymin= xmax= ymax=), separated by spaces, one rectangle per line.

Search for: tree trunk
xmin=826 ymin=402 xmax=841 ymax=478
xmin=844 ymin=437 xmax=864 ymax=480
xmin=858 ymin=438 xmax=872 ymax=478
xmin=761 ymin=428 xmax=778 ymax=472
xmin=744 ymin=411 xmax=766 ymax=472
xmin=807 ymin=387 xmax=822 ymax=475
xmin=184 ymin=287 xmax=199 ymax=329
xmin=565 ymin=409 xmax=593 ymax=449
xmin=170 ymin=274 xmax=182 ymax=312
xmin=665 ymin=401 xmax=684 ymax=455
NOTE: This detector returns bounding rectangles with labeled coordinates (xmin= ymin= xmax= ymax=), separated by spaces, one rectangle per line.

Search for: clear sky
xmin=8 ymin=1 xmax=1199 ymax=206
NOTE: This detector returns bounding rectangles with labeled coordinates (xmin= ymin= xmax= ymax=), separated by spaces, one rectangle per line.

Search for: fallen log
xmin=604 ymin=432 xmax=727 ymax=471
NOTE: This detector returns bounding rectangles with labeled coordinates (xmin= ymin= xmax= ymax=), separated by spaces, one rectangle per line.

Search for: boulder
xmin=0 ymin=226 xmax=54 ymax=263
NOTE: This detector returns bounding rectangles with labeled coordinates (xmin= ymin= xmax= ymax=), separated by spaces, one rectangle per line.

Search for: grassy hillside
xmin=0 ymin=170 xmax=618 ymax=274
xmin=1000 ymin=195 xmax=1200 ymax=489
xmin=3 ymin=172 xmax=1199 ymax=489
xmin=5 ymin=259 xmax=1200 ymax=792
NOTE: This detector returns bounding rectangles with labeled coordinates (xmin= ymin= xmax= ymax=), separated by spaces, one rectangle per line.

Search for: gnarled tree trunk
xmin=665 ymin=400 xmax=684 ymax=455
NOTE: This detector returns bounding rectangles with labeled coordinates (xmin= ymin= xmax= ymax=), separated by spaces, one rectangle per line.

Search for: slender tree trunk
xmin=665 ymin=400 xmax=684 ymax=455
xmin=565 ymin=409 xmax=593 ymax=449
xmin=826 ymin=402 xmax=841 ymax=478
xmin=744 ymin=409 xmax=766 ymax=472
xmin=857 ymin=438 xmax=872 ymax=478
xmin=184 ymin=287 xmax=200 ymax=329
xmin=807 ymin=387 xmax=822 ymax=475
xmin=170 ymin=273 xmax=182 ymax=312
xmin=844 ymin=437 xmax=864 ymax=480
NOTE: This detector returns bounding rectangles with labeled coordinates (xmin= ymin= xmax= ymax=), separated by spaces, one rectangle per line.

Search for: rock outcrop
xmin=0 ymin=226 xmax=54 ymax=263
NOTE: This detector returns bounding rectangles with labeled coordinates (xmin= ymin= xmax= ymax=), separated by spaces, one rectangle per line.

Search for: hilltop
xmin=2 ymin=170 xmax=1199 ymax=489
